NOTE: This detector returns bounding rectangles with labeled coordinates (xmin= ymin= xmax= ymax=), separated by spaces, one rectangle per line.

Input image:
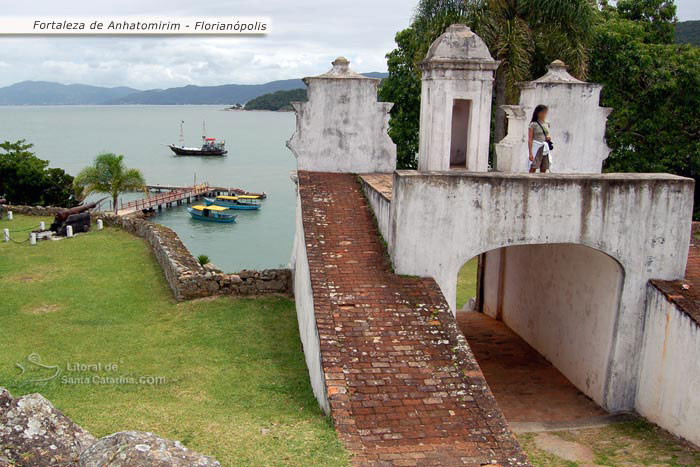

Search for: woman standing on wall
xmin=528 ymin=105 xmax=553 ymax=173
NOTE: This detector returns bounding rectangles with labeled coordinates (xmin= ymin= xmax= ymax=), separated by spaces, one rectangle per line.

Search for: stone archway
xmin=387 ymin=170 xmax=693 ymax=412
xmin=458 ymin=243 xmax=625 ymax=411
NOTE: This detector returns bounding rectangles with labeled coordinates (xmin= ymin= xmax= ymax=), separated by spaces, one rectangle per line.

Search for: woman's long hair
xmin=531 ymin=105 xmax=548 ymax=123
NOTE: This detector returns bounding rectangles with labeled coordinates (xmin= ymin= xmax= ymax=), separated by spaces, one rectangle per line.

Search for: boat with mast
xmin=168 ymin=121 xmax=228 ymax=156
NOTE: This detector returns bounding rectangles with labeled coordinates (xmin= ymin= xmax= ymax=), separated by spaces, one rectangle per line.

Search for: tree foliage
xmin=590 ymin=3 xmax=700 ymax=214
xmin=74 ymin=153 xmax=145 ymax=214
xmin=245 ymin=88 xmax=307 ymax=111
xmin=0 ymin=140 xmax=77 ymax=207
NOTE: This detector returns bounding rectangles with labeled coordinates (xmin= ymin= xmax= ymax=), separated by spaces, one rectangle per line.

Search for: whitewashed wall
xmin=482 ymin=244 xmax=624 ymax=406
xmin=636 ymin=285 xmax=700 ymax=446
xmin=287 ymin=57 xmax=396 ymax=174
xmin=495 ymin=61 xmax=612 ymax=174
xmin=388 ymin=171 xmax=694 ymax=412
xmin=292 ymin=192 xmax=329 ymax=414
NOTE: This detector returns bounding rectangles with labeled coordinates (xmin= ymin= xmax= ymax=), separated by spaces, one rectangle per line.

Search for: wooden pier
xmin=118 ymin=183 xmax=266 ymax=216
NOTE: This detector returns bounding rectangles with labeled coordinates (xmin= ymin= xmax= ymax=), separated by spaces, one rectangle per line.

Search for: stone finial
xmin=314 ymin=56 xmax=369 ymax=79
xmin=533 ymin=60 xmax=585 ymax=84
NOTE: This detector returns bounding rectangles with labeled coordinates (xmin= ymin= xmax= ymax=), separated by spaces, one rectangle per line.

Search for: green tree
xmin=616 ymin=0 xmax=677 ymax=44
xmin=74 ymin=153 xmax=145 ymax=214
xmin=380 ymin=0 xmax=597 ymax=168
xmin=590 ymin=3 xmax=700 ymax=215
xmin=0 ymin=140 xmax=76 ymax=207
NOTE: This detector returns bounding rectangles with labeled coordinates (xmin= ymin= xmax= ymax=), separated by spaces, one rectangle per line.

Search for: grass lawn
xmin=0 ymin=215 xmax=348 ymax=466
xmin=456 ymin=258 xmax=478 ymax=310
xmin=518 ymin=420 xmax=700 ymax=466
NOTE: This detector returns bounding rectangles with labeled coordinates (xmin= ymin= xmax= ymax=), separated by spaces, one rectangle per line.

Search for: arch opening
xmin=455 ymin=243 xmax=625 ymax=423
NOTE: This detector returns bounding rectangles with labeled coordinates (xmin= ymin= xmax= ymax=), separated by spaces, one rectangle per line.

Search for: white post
xmin=97 ymin=219 xmax=103 ymax=230
xmin=39 ymin=221 xmax=46 ymax=230
xmin=66 ymin=225 xmax=73 ymax=238
xmin=7 ymin=211 xmax=12 ymax=220
xmin=29 ymin=233 xmax=36 ymax=245
xmin=2 ymin=229 xmax=8 ymax=242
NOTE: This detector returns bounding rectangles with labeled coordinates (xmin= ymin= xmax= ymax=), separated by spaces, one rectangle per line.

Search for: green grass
xmin=0 ymin=215 xmax=348 ymax=466
xmin=456 ymin=258 xmax=478 ymax=310
xmin=517 ymin=420 xmax=700 ymax=466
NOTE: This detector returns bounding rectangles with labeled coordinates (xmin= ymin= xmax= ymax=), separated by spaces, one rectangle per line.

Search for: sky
xmin=0 ymin=0 xmax=698 ymax=90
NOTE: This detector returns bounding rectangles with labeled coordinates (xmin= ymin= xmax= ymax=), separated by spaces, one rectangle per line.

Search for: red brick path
xmin=298 ymin=172 xmax=527 ymax=466
xmin=651 ymin=222 xmax=700 ymax=326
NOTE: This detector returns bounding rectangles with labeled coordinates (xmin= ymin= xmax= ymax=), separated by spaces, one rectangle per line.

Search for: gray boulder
xmin=79 ymin=431 xmax=220 ymax=466
xmin=0 ymin=387 xmax=97 ymax=466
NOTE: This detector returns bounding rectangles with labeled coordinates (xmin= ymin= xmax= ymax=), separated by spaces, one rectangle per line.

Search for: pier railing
xmin=122 ymin=183 xmax=210 ymax=211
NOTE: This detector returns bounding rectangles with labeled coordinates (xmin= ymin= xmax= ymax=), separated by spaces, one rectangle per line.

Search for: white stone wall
xmin=636 ymin=285 xmax=700 ymax=447
xmin=482 ymin=244 xmax=624 ymax=406
xmin=495 ymin=61 xmax=612 ymax=174
xmin=359 ymin=178 xmax=392 ymax=245
xmin=287 ymin=57 xmax=396 ymax=173
xmin=292 ymin=193 xmax=329 ymax=414
xmin=387 ymin=171 xmax=694 ymax=412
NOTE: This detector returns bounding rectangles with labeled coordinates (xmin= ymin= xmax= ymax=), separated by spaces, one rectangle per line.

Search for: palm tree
xmin=74 ymin=153 xmax=145 ymax=214
xmin=412 ymin=0 xmax=597 ymax=142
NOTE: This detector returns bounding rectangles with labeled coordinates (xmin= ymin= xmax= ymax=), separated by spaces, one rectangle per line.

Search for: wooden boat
xmin=187 ymin=205 xmax=237 ymax=223
xmin=168 ymin=121 xmax=227 ymax=156
xmin=204 ymin=195 xmax=260 ymax=211
xmin=229 ymin=189 xmax=267 ymax=199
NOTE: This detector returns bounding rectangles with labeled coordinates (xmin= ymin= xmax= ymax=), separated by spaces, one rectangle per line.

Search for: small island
xmin=243 ymin=88 xmax=307 ymax=111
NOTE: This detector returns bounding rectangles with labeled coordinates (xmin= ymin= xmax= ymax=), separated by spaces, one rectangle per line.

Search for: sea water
xmin=0 ymin=105 xmax=297 ymax=272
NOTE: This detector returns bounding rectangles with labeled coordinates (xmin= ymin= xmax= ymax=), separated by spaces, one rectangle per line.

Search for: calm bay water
xmin=0 ymin=106 xmax=297 ymax=272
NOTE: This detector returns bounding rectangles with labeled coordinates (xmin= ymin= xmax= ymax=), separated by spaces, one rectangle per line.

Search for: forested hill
xmin=676 ymin=21 xmax=700 ymax=46
xmin=244 ymin=89 xmax=307 ymax=111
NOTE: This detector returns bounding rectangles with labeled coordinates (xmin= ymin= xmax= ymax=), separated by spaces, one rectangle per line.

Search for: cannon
xmin=50 ymin=202 xmax=97 ymax=236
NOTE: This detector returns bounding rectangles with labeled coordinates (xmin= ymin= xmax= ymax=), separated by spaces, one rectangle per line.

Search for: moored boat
xmin=187 ymin=205 xmax=237 ymax=223
xmin=168 ymin=121 xmax=228 ymax=156
xmin=204 ymin=195 xmax=261 ymax=210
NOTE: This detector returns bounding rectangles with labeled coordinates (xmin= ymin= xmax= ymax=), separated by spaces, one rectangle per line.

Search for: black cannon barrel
xmin=54 ymin=202 xmax=97 ymax=222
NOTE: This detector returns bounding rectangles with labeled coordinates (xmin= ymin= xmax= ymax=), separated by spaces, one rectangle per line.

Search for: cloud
xmin=0 ymin=0 xmax=414 ymax=88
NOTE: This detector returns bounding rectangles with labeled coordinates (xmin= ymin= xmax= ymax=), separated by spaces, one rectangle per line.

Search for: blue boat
xmin=204 ymin=195 xmax=261 ymax=210
xmin=187 ymin=205 xmax=237 ymax=223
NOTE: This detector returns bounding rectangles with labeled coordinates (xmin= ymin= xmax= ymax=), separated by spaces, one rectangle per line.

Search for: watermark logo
xmin=15 ymin=353 xmax=60 ymax=385
xmin=14 ymin=353 xmax=166 ymax=386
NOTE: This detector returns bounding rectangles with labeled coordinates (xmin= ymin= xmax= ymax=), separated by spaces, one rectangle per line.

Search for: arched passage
xmin=456 ymin=243 xmax=625 ymax=414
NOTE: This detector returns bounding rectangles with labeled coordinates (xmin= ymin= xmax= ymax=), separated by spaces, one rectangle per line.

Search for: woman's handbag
xmin=537 ymin=121 xmax=554 ymax=150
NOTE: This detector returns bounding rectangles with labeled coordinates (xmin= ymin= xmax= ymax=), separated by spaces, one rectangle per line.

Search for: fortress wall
xmin=636 ymin=284 xmax=700 ymax=447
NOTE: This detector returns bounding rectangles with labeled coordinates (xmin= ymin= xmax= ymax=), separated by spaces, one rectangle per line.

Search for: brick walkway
xmin=457 ymin=312 xmax=606 ymax=423
xmin=651 ymin=223 xmax=700 ymax=326
xmin=298 ymin=172 xmax=527 ymax=466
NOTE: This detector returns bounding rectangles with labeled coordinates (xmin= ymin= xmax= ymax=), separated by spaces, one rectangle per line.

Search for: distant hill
xmin=0 ymin=81 xmax=140 ymax=105
xmin=0 ymin=72 xmax=388 ymax=106
xmin=107 ymin=79 xmax=306 ymax=105
xmin=676 ymin=21 xmax=700 ymax=46
xmin=245 ymin=88 xmax=307 ymax=111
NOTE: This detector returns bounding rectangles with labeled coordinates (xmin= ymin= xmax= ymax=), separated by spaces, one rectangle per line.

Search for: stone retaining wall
xmin=6 ymin=205 xmax=292 ymax=301
xmin=100 ymin=214 xmax=291 ymax=301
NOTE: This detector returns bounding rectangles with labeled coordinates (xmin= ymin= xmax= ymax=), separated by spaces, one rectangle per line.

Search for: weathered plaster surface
xmin=418 ymin=25 xmax=498 ymax=172
xmin=387 ymin=170 xmax=694 ymax=412
xmin=496 ymin=61 xmax=612 ymax=174
xmin=359 ymin=176 xmax=392 ymax=245
xmin=291 ymin=192 xmax=329 ymax=413
xmin=636 ymin=284 xmax=700 ymax=447
xmin=482 ymin=244 xmax=624 ymax=406
xmin=287 ymin=57 xmax=396 ymax=173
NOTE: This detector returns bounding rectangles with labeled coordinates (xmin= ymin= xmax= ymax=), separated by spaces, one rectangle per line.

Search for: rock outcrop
xmin=0 ymin=388 xmax=96 ymax=466
xmin=79 ymin=431 xmax=220 ymax=467
xmin=0 ymin=388 xmax=220 ymax=467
